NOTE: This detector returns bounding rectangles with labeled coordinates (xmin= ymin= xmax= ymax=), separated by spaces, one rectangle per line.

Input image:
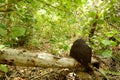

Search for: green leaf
xmin=109 ymin=41 xmax=117 ymax=46
xmin=105 ymin=30 xmax=118 ymax=37
xmin=101 ymin=40 xmax=110 ymax=46
xmin=115 ymin=37 xmax=120 ymax=42
xmin=0 ymin=23 xmax=6 ymax=29
xmin=0 ymin=28 xmax=7 ymax=37
xmin=89 ymin=12 xmax=96 ymax=17
xmin=10 ymin=27 xmax=26 ymax=38
xmin=101 ymin=50 xmax=112 ymax=58
xmin=63 ymin=44 xmax=69 ymax=50
xmin=0 ymin=64 xmax=7 ymax=73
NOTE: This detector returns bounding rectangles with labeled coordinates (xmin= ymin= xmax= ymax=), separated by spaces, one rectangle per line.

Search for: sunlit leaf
xmin=0 ymin=64 xmax=7 ymax=73
xmin=105 ymin=30 xmax=118 ymax=37
xmin=101 ymin=40 xmax=110 ymax=46
xmin=0 ymin=45 xmax=5 ymax=49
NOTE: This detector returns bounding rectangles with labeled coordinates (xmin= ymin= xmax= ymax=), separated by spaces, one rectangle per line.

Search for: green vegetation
xmin=0 ymin=64 xmax=7 ymax=73
xmin=0 ymin=0 xmax=119 ymax=54
xmin=0 ymin=0 xmax=120 ymax=79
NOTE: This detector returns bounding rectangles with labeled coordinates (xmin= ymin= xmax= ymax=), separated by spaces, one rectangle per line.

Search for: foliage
xmin=103 ymin=69 xmax=120 ymax=76
xmin=0 ymin=23 xmax=7 ymax=37
xmin=0 ymin=64 xmax=7 ymax=73
xmin=0 ymin=0 xmax=120 ymax=79
xmin=10 ymin=27 xmax=26 ymax=39
xmin=0 ymin=0 xmax=119 ymax=55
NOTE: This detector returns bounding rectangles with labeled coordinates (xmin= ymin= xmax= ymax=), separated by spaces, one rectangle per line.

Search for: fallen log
xmin=0 ymin=48 xmax=98 ymax=68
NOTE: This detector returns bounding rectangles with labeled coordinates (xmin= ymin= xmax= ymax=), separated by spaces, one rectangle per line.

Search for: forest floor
xmin=0 ymin=45 xmax=120 ymax=80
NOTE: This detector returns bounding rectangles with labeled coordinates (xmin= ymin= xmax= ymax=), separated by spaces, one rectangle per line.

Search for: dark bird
xmin=70 ymin=39 xmax=92 ymax=71
xmin=70 ymin=39 xmax=108 ymax=79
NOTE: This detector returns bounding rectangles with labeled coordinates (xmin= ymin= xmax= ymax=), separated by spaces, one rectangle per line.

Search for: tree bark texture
xmin=0 ymin=48 xmax=97 ymax=68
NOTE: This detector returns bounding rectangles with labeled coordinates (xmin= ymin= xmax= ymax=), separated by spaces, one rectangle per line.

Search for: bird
xmin=70 ymin=39 xmax=92 ymax=72
xmin=70 ymin=39 xmax=108 ymax=79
